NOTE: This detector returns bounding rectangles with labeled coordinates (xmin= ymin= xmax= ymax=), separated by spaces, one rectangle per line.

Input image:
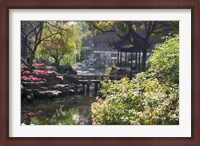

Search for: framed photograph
xmin=1 ymin=0 xmax=199 ymax=145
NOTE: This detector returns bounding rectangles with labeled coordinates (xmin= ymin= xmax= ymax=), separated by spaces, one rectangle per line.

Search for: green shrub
xmin=104 ymin=67 xmax=112 ymax=76
xmin=92 ymin=77 xmax=179 ymax=125
xmin=51 ymin=63 xmax=77 ymax=74
xmin=91 ymin=35 xmax=179 ymax=125
xmin=147 ymin=34 xmax=179 ymax=84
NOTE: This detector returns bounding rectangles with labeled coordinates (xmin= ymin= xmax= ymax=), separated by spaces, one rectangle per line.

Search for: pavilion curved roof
xmin=113 ymin=29 xmax=144 ymax=52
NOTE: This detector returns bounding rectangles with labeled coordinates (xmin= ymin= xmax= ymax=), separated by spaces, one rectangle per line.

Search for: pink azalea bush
xmin=21 ymin=75 xmax=43 ymax=82
xmin=33 ymin=70 xmax=48 ymax=75
xmin=27 ymin=111 xmax=42 ymax=116
xmin=21 ymin=75 xmax=34 ymax=80
xmin=21 ymin=63 xmax=54 ymax=82
xmin=21 ymin=69 xmax=30 ymax=75
xmin=31 ymin=77 xmax=43 ymax=81
xmin=33 ymin=63 xmax=46 ymax=67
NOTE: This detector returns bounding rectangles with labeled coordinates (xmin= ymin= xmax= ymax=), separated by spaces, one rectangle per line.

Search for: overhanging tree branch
xmin=90 ymin=22 xmax=116 ymax=33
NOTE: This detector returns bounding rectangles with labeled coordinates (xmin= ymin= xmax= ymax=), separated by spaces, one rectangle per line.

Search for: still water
xmin=21 ymin=95 xmax=96 ymax=125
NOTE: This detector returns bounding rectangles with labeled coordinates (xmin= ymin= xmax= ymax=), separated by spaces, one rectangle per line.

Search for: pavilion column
xmin=117 ymin=49 xmax=120 ymax=66
xmin=135 ymin=51 xmax=138 ymax=71
xmin=120 ymin=51 xmax=122 ymax=67
xmin=125 ymin=52 xmax=127 ymax=66
xmin=138 ymin=50 xmax=141 ymax=71
xmin=131 ymin=49 xmax=133 ymax=79
xmin=131 ymin=50 xmax=133 ymax=72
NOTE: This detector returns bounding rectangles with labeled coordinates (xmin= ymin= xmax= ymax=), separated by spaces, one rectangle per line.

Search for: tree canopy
xmin=21 ymin=20 xmax=179 ymax=71
xmin=89 ymin=21 xmax=179 ymax=71
xmin=21 ymin=21 xmax=82 ymax=69
xmin=36 ymin=21 xmax=81 ymax=65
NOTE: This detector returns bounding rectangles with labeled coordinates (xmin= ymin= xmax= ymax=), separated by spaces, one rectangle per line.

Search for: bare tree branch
xmin=22 ymin=22 xmax=42 ymax=36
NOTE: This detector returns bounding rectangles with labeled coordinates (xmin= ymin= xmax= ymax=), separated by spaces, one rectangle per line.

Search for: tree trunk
xmin=21 ymin=57 xmax=29 ymax=66
xmin=54 ymin=57 xmax=60 ymax=65
xmin=27 ymin=53 xmax=34 ymax=72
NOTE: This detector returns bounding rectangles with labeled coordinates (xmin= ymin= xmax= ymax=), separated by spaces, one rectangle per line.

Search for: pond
xmin=21 ymin=95 xmax=96 ymax=125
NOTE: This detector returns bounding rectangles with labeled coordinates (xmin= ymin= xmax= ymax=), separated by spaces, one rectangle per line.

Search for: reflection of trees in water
xmin=72 ymin=106 xmax=91 ymax=125
xmin=21 ymin=96 xmax=95 ymax=125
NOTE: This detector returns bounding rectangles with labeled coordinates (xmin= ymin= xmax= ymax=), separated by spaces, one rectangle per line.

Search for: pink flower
xmin=31 ymin=77 xmax=43 ymax=81
xmin=27 ymin=111 xmax=43 ymax=116
xmin=38 ymin=70 xmax=47 ymax=75
xmin=21 ymin=75 xmax=29 ymax=79
xmin=33 ymin=63 xmax=46 ymax=67
xmin=33 ymin=70 xmax=48 ymax=75
xmin=27 ymin=112 xmax=35 ymax=116
xmin=21 ymin=75 xmax=42 ymax=82
xmin=21 ymin=75 xmax=33 ymax=80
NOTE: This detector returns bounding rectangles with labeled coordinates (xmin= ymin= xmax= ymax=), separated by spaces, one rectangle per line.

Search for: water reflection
xmin=71 ymin=106 xmax=91 ymax=125
xmin=21 ymin=95 xmax=95 ymax=125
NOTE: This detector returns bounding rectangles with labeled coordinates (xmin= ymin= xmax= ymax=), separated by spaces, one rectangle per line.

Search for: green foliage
xmin=50 ymin=63 xmax=76 ymax=74
xmin=92 ymin=77 xmax=179 ymax=125
xmin=91 ymin=21 xmax=129 ymax=37
xmin=147 ymin=34 xmax=179 ymax=84
xmin=94 ymin=21 xmax=114 ymax=34
xmin=36 ymin=21 xmax=81 ymax=66
xmin=104 ymin=66 xmax=130 ymax=78
xmin=79 ymin=47 xmax=94 ymax=62
xmin=113 ymin=22 xmax=129 ymax=36
xmin=79 ymin=22 xmax=93 ymax=47
xmin=91 ymin=35 xmax=179 ymax=125
xmin=81 ymin=46 xmax=93 ymax=52
xmin=104 ymin=67 xmax=112 ymax=76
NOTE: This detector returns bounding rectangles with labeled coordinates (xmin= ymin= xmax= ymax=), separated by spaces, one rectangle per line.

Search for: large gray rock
xmin=43 ymin=71 xmax=62 ymax=84
xmin=62 ymin=73 xmax=78 ymax=84
xmin=21 ymin=81 xmax=48 ymax=89
xmin=54 ymin=84 xmax=70 ymax=94
xmin=38 ymin=90 xmax=62 ymax=98
xmin=76 ymin=84 xmax=84 ymax=93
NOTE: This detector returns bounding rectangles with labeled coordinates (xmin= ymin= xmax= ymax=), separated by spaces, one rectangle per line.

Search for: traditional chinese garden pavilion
xmin=113 ymin=29 xmax=145 ymax=74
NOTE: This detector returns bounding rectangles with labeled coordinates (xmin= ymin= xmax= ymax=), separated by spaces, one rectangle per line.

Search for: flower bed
xmin=21 ymin=75 xmax=43 ymax=82
xmin=33 ymin=63 xmax=46 ymax=67
xmin=21 ymin=63 xmax=50 ymax=82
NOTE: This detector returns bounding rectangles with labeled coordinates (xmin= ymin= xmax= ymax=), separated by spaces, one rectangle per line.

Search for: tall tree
xmin=36 ymin=21 xmax=81 ymax=65
xmin=21 ymin=21 xmax=62 ymax=71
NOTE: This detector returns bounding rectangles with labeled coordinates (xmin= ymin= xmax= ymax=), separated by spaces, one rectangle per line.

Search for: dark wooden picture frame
xmin=0 ymin=0 xmax=199 ymax=145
